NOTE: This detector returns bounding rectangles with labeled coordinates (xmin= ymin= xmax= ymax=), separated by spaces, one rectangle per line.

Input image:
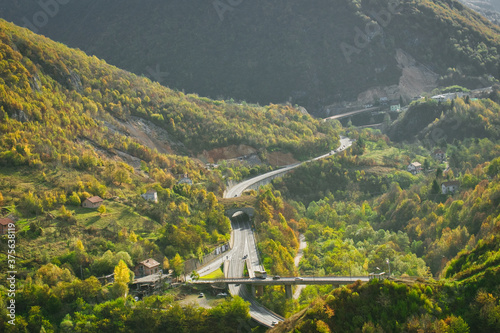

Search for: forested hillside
xmin=0 ymin=19 xmax=340 ymax=331
xmin=0 ymin=5 xmax=499 ymax=331
xmin=461 ymin=0 xmax=500 ymax=24
xmin=388 ymin=87 xmax=500 ymax=143
xmin=261 ymin=95 xmax=500 ymax=330
xmin=1 ymin=0 xmax=498 ymax=113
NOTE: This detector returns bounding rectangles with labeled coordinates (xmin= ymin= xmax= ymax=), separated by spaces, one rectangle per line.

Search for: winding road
xmin=196 ymin=136 xmax=354 ymax=327
xmin=225 ymin=136 xmax=353 ymax=198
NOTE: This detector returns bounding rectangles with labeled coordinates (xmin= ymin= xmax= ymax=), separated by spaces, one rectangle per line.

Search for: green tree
xmin=59 ymin=314 xmax=74 ymax=333
xmin=436 ymin=168 xmax=443 ymax=179
xmin=190 ymin=270 xmax=200 ymax=281
xmin=59 ymin=205 xmax=73 ymax=220
xmin=114 ymin=169 xmax=131 ymax=185
xmin=68 ymin=192 xmax=81 ymax=206
xmin=27 ymin=306 xmax=52 ymax=333
xmin=446 ymin=315 xmax=470 ymax=333
xmin=487 ymin=157 xmax=500 ymax=178
xmin=97 ymin=204 xmax=106 ymax=215
xmin=423 ymin=159 xmax=430 ymax=171
xmin=431 ymin=180 xmax=441 ymax=194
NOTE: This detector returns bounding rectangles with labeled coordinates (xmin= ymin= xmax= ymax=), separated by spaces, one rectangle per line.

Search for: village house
xmin=178 ymin=174 xmax=193 ymax=185
xmin=141 ymin=189 xmax=158 ymax=203
xmin=431 ymin=92 xmax=468 ymax=102
xmin=442 ymin=181 xmax=460 ymax=194
xmin=433 ymin=149 xmax=446 ymax=162
xmin=134 ymin=258 xmax=161 ymax=278
xmin=407 ymin=162 xmax=422 ymax=175
xmin=0 ymin=217 xmax=14 ymax=235
xmin=390 ymin=101 xmax=401 ymax=111
xmin=82 ymin=196 xmax=104 ymax=209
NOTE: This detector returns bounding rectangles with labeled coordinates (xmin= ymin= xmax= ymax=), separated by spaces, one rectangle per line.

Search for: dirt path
xmin=293 ymin=234 xmax=307 ymax=299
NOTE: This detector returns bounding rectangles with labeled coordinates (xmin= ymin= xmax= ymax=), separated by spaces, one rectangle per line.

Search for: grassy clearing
xmin=199 ymin=268 xmax=224 ymax=280
xmin=73 ymin=201 xmax=160 ymax=236
xmin=1 ymin=199 xmax=162 ymax=277
xmin=361 ymin=141 xmax=444 ymax=170
xmin=361 ymin=145 xmax=403 ymax=164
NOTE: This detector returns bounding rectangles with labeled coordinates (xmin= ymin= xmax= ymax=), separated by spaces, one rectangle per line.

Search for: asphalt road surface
xmin=199 ymin=138 xmax=354 ymax=327
xmin=224 ymin=136 xmax=353 ymax=198
xmin=227 ymin=219 xmax=283 ymax=327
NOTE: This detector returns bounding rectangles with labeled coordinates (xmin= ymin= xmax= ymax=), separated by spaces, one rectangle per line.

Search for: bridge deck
xmin=194 ymin=276 xmax=371 ymax=285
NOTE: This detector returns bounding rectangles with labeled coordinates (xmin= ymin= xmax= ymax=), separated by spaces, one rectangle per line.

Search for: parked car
xmin=198 ymin=293 xmax=204 ymax=298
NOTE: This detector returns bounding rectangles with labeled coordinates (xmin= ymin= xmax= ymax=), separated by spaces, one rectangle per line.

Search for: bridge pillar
xmin=251 ymin=285 xmax=256 ymax=296
xmin=256 ymin=285 xmax=264 ymax=297
xmin=285 ymin=285 xmax=293 ymax=299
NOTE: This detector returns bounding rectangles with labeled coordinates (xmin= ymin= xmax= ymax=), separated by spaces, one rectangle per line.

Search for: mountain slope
xmin=461 ymin=0 xmax=500 ymax=24
xmin=387 ymin=87 xmax=500 ymax=143
xmin=1 ymin=0 xmax=498 ymax=114
xmin=0 ymin=18 xmax=339 ymax=162
xmin=0 ymin=17 xmax=340 ymax=282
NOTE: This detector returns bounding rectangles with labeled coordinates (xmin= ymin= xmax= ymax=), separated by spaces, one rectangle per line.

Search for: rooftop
xmin=0 ymin=217 xmax=14 ymax=226
xmin=139 ymin=258 xmax=160 ymax=269
xmin=86 ymin=196 xmax=103 ymax=203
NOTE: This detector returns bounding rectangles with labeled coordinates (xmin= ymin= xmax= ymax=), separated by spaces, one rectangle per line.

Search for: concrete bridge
xmin=193 ymin=275 xmax=377 ymax=299
xmin=323 ymin=106 xmax=379 ymax=121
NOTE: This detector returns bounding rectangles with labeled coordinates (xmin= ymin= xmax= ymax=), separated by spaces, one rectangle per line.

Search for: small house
xmin=379 ymin=97 xmax=389 ymax=104
xmin=82 ymin=196 xmax=104 ymax=209
xmin=433 ymin=149 xmax=446 ymax=162
xmin=0 ymin=217 xmax=14 ymax=235
xmin=141 ymin=190 xmax=158 ymax=203
xmin=390 ymin=101 xmax=400 ymax=112
xmin=407 ymin=162 xmax=422 ymax=175
xmin=431 ymin=92 xmax=468 ymax=102
xmin=442 ymin=181 xmax=460 ymax=194
xmin=178 ymin=174 xmax=193 ymax=185
xmin=135 ymin=258 xmax=161 ymax=278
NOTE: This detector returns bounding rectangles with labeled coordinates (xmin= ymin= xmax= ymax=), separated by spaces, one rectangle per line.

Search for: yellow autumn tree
xmin=113 ymin=259 xmax=133 ymax=298
xmin=129 ymin=230 xmax=138 ymax=243
xmin=114 ymin=260 xmax=131 ymax=285
xmin=163 ymin=257 xmax=170 ymax=271
xmin=172 ymin=253 xmax=184 ymax=280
